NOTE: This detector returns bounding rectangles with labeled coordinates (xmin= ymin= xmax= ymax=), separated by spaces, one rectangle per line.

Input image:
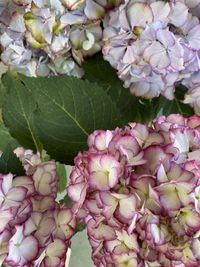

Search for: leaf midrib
xmin=15 ymin=86 xmax=41 ymax=152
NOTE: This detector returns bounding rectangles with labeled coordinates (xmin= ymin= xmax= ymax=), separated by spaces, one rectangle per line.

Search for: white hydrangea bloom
xmin=0 ymin=0 xmax=116 ymax=78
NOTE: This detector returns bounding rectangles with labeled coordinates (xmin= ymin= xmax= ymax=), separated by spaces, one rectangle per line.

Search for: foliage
xmin=2 ymin=73 xmax=121 ymax=164
xmin=0 ymin=0 xmax=199 ymax=266
xmin=84 ymin=54 xmax=193 ymax=123
xmin=0 ymin=58 xmax=194 ymax=179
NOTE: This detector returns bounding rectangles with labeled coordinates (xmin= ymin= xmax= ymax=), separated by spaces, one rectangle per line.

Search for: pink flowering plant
xmin=1 ymin=0 xmax=200 ymax=267
xmin=0 ymin=148 xmax=76 ymax=267
xmin=68 ymin=114 xmax=200 ymax=266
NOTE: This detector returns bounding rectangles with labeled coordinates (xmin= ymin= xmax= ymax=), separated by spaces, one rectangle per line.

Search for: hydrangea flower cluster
xmin=103 ymin=0 xmax=200 ymax=106
xmin=180 ymin=0 xmax=200 ymax=17
xmin=0 ymin=0 xmax=121 ymax=78
xmin=67 ymin=114 xmax=200 ymax=266
xmin=0 ymin=147 xmax=76 ymax=267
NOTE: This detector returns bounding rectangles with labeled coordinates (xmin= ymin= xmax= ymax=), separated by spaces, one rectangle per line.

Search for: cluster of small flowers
xmin=0 ymin=0 xmax=121 ymax=78
xmin=0 ymin=147 xmax=76 ymax=267
xmin=103 ymin=0 xmax=200 ymax=113
xmin=67 ymin=114 xmax=200 ymax=266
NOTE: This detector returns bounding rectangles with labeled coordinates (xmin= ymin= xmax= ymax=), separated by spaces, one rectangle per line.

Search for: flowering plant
xmin=68 ymin=114 xmax=200 ymax=266
xmin=0 ymin=0 xmax=121 ymax=78
xmin=0 ymin=147 xmax=76 ymax=267
xmin=103 ymin=0 xmax=200 ymax=109
xmin=1 ymin=0 xmax=200 ymax=267
xmin=0 ymin=0 xmax=200 ymax=113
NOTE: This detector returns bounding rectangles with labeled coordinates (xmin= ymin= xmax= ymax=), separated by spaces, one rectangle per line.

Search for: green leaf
xmin=0 ymin=144 xmax=25 ymax=175
xmin=2 ymin=73 xmax=42 ymax=152
xmin=0 ymin=122 xmax=19 ymax=151
xmin=154 ymin=85 xmax=194 ymax=118
xmin=19 ymin=75 xmax=121 ymax=164
xmin=75 ymin=222 xmax=86 ymax=233
xmin=0 ymin=80 xmax=6 ymax=109
xmin=56 ymin=163 xmax=72 ymax=193
xmin=83 ymin=54 xmax=154 ymax=123
xmin=59 ymin=195 xmax=73 ymax=208
xmin=83 ymin=54 xmax=194 ymax=122
xmin=69 ymin=230 xmax=94 ymax=267
xmin=57 ymin=163 xmax=67 ymax=193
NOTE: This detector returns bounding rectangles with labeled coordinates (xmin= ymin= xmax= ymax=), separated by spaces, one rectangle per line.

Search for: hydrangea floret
xmin=103 ymin=0 xmax=200 ymax=108
xmin=0 ymin=0 xmax=122 ymax=78
xmin=0 ymin=147 xmax=76 ymax=267
xmin=67 ymin=114 xmax=200 ymax=266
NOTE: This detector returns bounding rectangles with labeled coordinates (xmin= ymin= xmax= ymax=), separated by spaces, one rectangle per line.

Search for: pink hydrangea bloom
xmin=67 ymin=114 xmax=200 ymax=266
xmin=0 ymin=148 xmax=76 ymax=267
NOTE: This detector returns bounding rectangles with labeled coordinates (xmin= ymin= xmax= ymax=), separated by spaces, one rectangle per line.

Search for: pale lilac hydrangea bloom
xmin=103 ymin=0 xmax=200 ymax=102
xmin=68 ymin=114 xmax=200 ymax=266
xmin=0 ymin=0 xmax=122 ymax=78
xmin=178 ymin=0 xmax=200 ymax=17
xmin=0 ymin=148 xmax=76 ymax=267
xmin=182 ymin=71 xmax=200 ymax=115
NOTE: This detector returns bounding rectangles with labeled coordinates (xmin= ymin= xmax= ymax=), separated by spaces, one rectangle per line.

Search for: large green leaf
xmin=154 ymin=85 xmax=193 ymax=118
xmin=83 ymin=54 xmax=155 ymax=123
xmin=0 ymin=80 xmax=6 ymax=109
xmin=0 ymin=144 xmax=25 ymax=175
xmin=0 ymin=122 xmax=19 ymax=151
xmin=19 ymin=75 xmax=121 ymax=164
xmin=0 ymin=122 xmax=24 ymax=175
xmin=2 ymin=74 xmax=42 ymax=152
xmin=83 ymin=54 xmax=194 ymax=122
